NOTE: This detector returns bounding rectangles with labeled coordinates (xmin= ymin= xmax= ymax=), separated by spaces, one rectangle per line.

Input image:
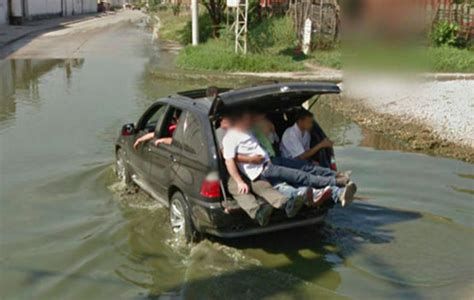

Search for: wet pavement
xmin=0 ymin=22 xmax=473 ymax=300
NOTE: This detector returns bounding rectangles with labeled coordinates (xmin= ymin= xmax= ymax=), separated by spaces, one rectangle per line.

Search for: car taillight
xmin=330 ymin=155 xmax=337 ymax=171
xmin=200 ymin=179 xmax=222 ymax=198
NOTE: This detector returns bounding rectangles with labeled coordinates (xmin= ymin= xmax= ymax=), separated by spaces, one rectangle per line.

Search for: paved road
xmin=0 ymin=10 xmax=146 ymax=59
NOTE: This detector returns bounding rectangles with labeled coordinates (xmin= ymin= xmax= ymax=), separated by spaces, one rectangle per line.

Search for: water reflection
xmin=0 ymin=59 xmax=84 ymax=129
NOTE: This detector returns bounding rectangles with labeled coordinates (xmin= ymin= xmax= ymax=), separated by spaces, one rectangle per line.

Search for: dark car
xmin=115 ymin=82 xmax=341 ymax=242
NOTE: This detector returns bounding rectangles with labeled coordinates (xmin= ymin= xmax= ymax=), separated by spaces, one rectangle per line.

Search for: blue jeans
xmin=274 ymin=182 xmax=307 ymax=201
xmin=276 ymin=182 xmax=343 ymax=204
xmin=261 ymin=163 xmax=337 ymax=188
xmin=271 ymin=157 xmax=336 ymax=177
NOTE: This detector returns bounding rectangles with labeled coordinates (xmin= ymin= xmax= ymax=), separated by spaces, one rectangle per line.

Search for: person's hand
xmin=319 ymin=138 xmax=334 ymax=149
xmin=154 ymin=138 xmax=164 ymax=146
xmin=250 ymin=155 xmax=265 ymax=164
xmin=237 ymin=181 xmax=249 ymax=194
xmin=133 ymin=138 xmax=142 ymax=150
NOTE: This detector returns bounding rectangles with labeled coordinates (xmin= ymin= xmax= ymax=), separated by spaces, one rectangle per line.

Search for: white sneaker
xmin=341 ymin=182 xmax=357 ymax=207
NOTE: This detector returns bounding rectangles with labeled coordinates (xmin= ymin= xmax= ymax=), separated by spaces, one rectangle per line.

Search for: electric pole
xmin=191 ymin=0 xmax=199 ymax=45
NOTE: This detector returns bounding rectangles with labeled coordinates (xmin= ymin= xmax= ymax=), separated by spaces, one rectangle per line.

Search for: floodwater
xmin=1 ymin=23 xmax=473 ymax=300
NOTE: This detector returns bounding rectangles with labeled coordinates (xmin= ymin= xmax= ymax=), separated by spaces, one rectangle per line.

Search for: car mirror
xmin=121 ymin=123 xmax=136 ymax=136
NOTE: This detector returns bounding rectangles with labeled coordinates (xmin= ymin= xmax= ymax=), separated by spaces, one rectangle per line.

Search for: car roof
xmin=157 ymin=82 xmax=341 ymax=115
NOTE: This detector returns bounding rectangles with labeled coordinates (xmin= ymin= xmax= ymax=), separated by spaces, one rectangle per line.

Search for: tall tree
xmin=202 ymin=0 xmax=226 ymax=37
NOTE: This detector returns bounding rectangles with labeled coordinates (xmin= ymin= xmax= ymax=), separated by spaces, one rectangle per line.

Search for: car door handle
xmin=170 ymin=155 xmax=177 ymax=163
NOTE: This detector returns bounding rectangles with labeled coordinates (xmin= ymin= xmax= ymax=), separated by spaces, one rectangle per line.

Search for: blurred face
xmin=220 ymin=117 xmax=231 ymax=129
xmin=234 ymin=113 xmax=253 ymax=131
xmin=298 ymin=116 xmax=313 ymax=132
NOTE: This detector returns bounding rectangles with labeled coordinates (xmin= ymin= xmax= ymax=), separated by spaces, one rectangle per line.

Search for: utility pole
xmin=191 ymin=0 xmax=199 ymax=45
xmin=231 ymin=0 xmax=248 ymax=54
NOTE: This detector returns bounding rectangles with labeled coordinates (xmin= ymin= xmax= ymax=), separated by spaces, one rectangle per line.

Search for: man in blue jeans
xmin=222 ymin=112 xmax=357 ymax=209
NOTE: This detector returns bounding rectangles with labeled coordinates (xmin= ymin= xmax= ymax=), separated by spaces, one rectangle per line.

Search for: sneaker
xmin=341 ymin=182 xmax=357 ymax=207
xmin=313 ymin=186 xmax=333 ymax=207
xmin=286 ymin=189 xmax=306 ymax=218
xmin=256 ymin=204 xmax=273 ymax=226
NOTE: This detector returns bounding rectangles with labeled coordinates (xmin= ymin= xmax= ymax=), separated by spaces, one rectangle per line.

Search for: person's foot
xmin=256 ymin=204 xmax=273 ymax=226
xmin=336 ymin=170 xmax=352 ymax=178
xmin=313 ymin=186 xmax=333 ymax=207
xmin=336 ymin=176 xmax=349 ymax=187
xmin=341 ymin=182 xmax=357 ymax=207
xmin=285 ymin=189 xmax=306 ymax=218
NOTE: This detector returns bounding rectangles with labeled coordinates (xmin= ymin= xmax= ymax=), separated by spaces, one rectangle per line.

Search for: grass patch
xmin=427 ymin=47 xmax=474 ymax=73
xmin=307 ymin=50 xmax=342 ymax=69
xmin=154 ymin=11 xmax=190 ymax=42
xmin=176 ymin=40 xmax=305 ymax=72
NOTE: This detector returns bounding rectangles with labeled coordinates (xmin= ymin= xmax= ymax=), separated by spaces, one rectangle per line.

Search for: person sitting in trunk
xmin=218 ymin=115 xmax=312 ymax=225
xmin=223 ymin=112 xmax=357 ymax=209
xmin=222 ymin=112 xmax=357 ymax=216
xmin=252 ymin=112 xmax=351 ymax=185
xmin=217 ymin=115 xmax=332 ymax=211
xmin=280 ymin=109 xmax=334 ymax=163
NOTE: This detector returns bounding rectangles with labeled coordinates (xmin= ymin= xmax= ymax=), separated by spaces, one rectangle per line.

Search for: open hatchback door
xmin=209 ymin=82 xmax=341 ymax=117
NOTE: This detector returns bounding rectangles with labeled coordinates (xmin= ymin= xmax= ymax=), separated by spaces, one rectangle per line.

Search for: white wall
xmin=27 ymin=0 xmax=62 ymax=16
xmin=14 ymin=0 xmax=98 ymax=20
xmin=0 ymin=0 xmax=7 ymax=24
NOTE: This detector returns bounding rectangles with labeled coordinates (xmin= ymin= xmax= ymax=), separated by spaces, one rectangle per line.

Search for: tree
xmin=201 ymin=0 xmax=226 ymax=37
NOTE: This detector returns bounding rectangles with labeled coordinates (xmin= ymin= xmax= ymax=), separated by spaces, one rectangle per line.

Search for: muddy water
xmin=1 ymin=24 xmax=473 ymax=300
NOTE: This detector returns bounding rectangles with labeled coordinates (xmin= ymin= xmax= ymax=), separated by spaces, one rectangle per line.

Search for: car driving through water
xmin=115 ymin=82 xmax=343 ymax=242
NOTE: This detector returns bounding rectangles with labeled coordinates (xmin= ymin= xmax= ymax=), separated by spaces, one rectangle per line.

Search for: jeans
xmin=276 ymin=182 xmax=343 ymax=204
xmin=274 ymin=182 xmax=307 ymax=201
xmin=331 ymin=186 xmax=343 ymax=203
xmin=261 ymin=163 xmax=337 ymax=189
xmin=271 ymin=157 xmax=336 ymax=177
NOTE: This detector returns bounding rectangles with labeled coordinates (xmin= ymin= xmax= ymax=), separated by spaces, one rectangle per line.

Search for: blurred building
xmin=4 ymin=0 xmax=98 ymax=25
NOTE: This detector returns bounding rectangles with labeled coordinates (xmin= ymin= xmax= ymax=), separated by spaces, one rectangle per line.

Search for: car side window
xmin=182 ymin=112 xmax=206 ymax=159
xmin=142 ymin=105 xmax=168 ymax=133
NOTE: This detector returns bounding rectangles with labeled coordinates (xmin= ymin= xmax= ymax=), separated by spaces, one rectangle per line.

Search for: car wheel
xmin=116 ymin=148 xmax=132 ymax=185
xmin=169 ymin=192 xmax=198 ymax=243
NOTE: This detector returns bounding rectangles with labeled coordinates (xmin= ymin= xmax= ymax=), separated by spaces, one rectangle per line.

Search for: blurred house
xmin=4 ymin=0 xmax=98 ymax=25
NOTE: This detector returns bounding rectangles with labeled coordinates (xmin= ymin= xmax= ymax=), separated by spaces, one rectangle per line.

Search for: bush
xmin=248 ymin=16 xmax=297 ymax=53
xmin=430 ymin=21 xmax=461 ymax=47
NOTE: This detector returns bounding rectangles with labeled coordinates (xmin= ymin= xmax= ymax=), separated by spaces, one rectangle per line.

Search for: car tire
xmin=169 ymin=192 xmax=199 ymax=243
xmin=116 ymin=148 xmax=132 ymax=185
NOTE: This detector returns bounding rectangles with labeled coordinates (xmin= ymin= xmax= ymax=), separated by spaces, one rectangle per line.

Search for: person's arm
xmin=296 ymin=138 xmax=333 ymax=160
xmin=236 ymin=154 xmax=264 ymax=164
xmin=225 ymin=159 xmax=249 ymax=194
xmin=133 ymin=132 xmax=155 ymax=150
xmin=154 ymin=137 xmax=173 ymax=146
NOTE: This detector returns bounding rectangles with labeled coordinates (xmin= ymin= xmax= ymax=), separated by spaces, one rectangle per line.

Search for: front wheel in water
xmin=169 ymin=192 xmax=199 ymax=243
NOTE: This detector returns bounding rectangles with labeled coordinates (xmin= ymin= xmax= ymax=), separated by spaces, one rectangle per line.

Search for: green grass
xmin=307 ymin=50 xmax=342 ymax=69
xmin=155 ymin=11 xmax=190 ymax=43
xmin=427 ymin=47 xmax=474 ymax=73
xmin=176 ymin=40 xmax=305 ymax=72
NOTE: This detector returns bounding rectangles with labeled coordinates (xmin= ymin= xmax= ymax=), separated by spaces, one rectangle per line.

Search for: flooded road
xmin=1 ymin=23 xmax=473 ymax=299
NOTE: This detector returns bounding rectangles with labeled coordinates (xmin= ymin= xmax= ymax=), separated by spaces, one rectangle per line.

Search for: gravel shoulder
xmin=322 ymin=79 xmax=474 ymax=163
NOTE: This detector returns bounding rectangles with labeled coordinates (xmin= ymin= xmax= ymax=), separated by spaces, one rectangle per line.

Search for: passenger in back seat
xmin=216 ymin=115 xmax=315 ymax=226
